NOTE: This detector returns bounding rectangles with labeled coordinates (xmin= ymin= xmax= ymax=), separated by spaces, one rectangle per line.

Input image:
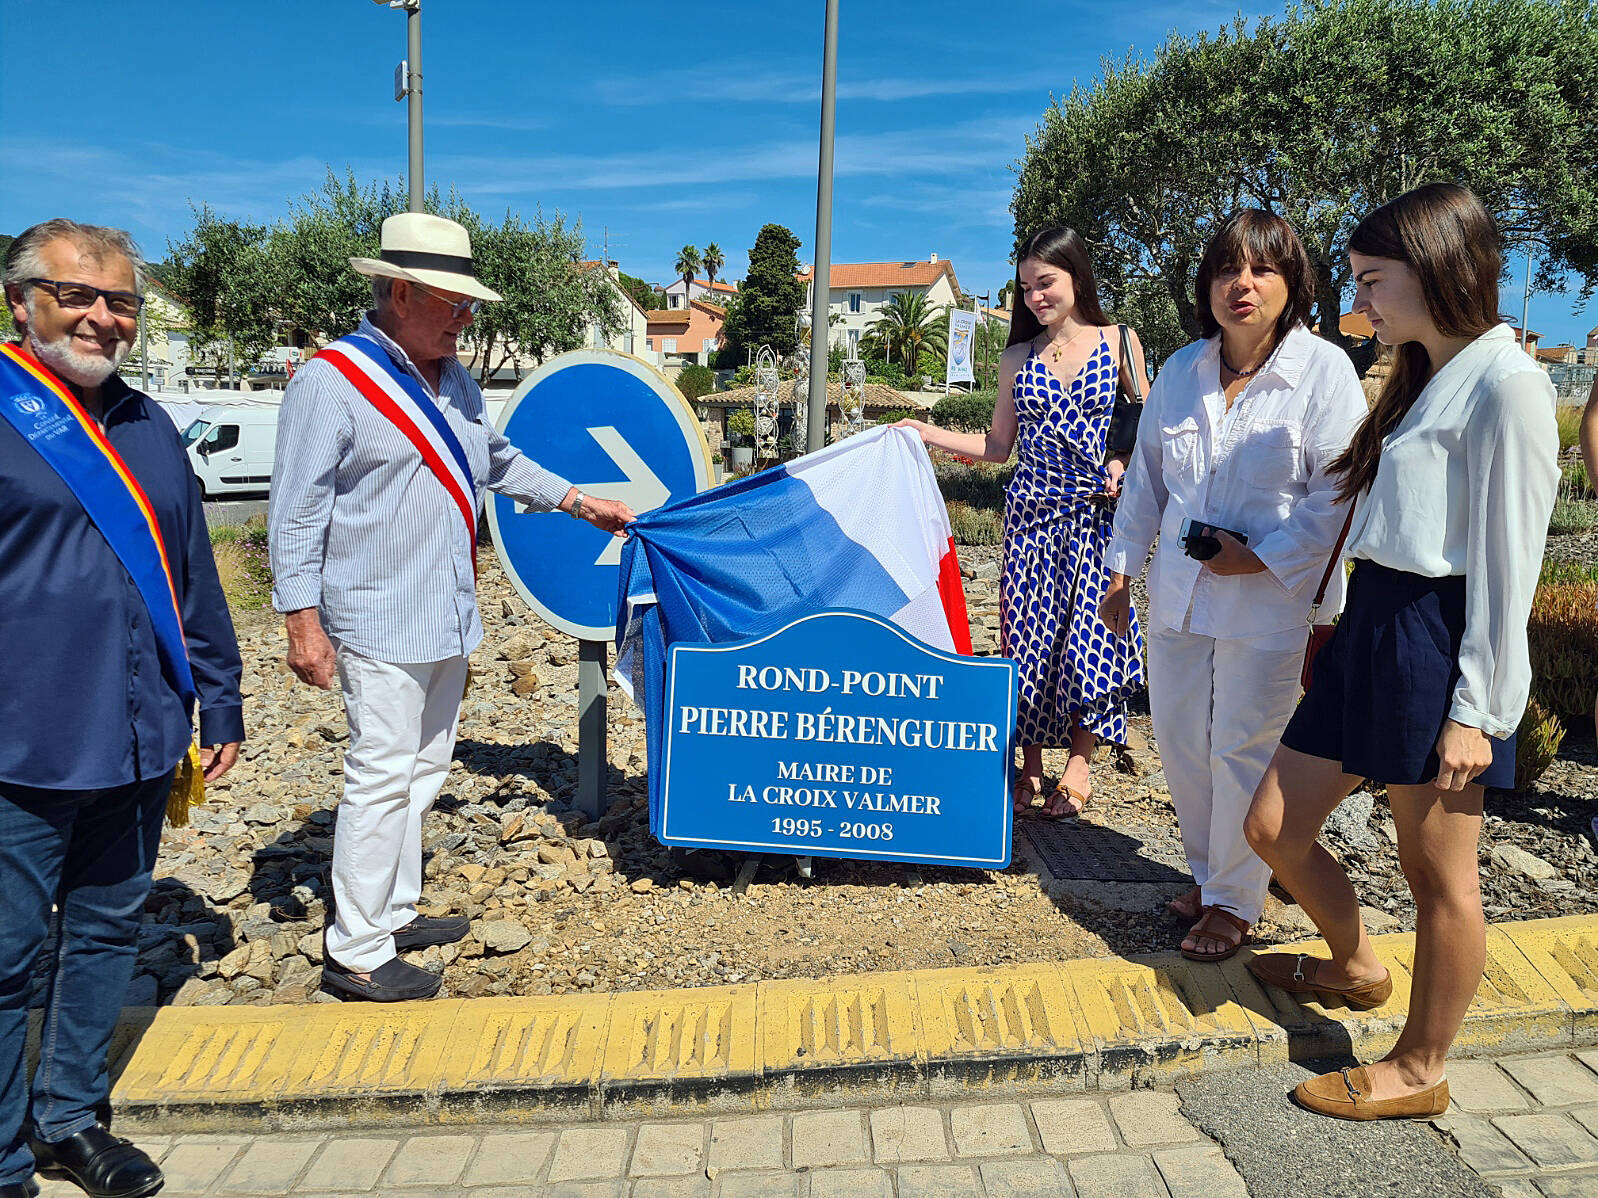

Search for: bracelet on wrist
xmin=569 ymin=491 xmax=587 ymax=520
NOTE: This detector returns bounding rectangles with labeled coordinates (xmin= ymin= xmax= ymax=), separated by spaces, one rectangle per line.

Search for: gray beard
xmin=27 ymin=326 xmax=131 ymax=387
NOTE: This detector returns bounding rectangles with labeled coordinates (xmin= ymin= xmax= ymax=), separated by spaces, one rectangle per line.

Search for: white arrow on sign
xmin=516 ymin=425 xmax=670 ymax=566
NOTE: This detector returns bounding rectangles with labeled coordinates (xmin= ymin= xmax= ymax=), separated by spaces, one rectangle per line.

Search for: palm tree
xmin=702 ymin=243 xmax=725 ymax=289
xmin=866 ymin=292 xmax=948 ymax=378
xmin=674 ymin=245 xmax=701 ymax=307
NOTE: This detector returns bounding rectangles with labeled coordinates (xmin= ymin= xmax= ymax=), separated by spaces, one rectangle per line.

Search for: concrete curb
xmin=85 ymin=913 xmax=1598 ymax=1130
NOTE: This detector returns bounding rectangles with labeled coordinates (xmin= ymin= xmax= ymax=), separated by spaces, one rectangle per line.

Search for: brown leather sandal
xmin=1246 ymin=952 xmax=1393 ymax=1009
xmin=1040 ymin=785 xmax=1088 ymax=820
xmin=1293 ymin=1066 xmax=1449 ymax=1120
xmin=1180 ymin=905 xmax=1250 ymax=962
xmin=1012 ymin=779 xmax=1039 ymax=816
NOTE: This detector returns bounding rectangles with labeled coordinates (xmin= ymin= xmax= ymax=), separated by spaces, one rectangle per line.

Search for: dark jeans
xmin=0 ymin=775 xmax=168 ymax=1185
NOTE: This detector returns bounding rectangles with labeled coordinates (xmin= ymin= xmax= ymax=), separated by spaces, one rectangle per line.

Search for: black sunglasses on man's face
xmin=26 ymin=278 xmax=145 ymax=318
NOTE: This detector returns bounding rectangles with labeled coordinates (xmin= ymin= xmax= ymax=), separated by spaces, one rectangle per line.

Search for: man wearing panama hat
xmin=269 ymin=211 xmax=634 ymax=1002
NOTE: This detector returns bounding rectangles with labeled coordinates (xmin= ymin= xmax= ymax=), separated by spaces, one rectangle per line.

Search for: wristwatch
xmin=569 ymin=490 xmax=587 ymax=520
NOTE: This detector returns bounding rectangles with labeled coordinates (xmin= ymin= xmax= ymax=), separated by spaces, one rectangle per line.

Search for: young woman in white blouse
xmin=1243 ymin=183 xmax=1559 ymax=1121
xmin=1100 ymin=211 xmax=1366 ymax=962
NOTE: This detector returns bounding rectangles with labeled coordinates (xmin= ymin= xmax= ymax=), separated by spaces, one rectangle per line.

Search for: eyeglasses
xmin=26 ymin=278 xmax=145 ymax=318
xmin=409 ymin=280 xmax=483 ymax=318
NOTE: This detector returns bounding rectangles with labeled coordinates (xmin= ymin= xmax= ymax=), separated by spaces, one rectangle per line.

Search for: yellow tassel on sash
xmin=166 ymin=741 xmax=206 ymax=826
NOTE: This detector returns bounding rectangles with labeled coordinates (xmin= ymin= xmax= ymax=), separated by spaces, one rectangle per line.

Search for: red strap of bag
xmin=1308 ymin=508 xmax=1355 ymax=624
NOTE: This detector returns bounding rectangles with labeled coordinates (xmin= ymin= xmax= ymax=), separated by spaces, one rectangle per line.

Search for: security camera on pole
xmin=372 ymin=0 xmax=425 ymax=212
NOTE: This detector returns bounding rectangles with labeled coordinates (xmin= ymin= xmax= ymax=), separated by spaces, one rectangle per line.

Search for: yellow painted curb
xmin=97 ymin=913 xmax=1598 ymax=1129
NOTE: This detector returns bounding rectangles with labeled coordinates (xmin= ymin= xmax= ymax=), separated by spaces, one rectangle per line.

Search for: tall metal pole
xmin=407 ymin=2 xmax=424 ymax=211
xmin=1520 ymin=244 xmax=1533 ymax=350
xmin=138 ymin=304 xmax=149 ymax=392
xmin=805 ymin=0 xmax=839 ymax=453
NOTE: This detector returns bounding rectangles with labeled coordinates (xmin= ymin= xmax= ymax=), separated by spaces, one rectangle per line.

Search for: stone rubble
xmin=44 ymin=549 xmax=1594 ymax=1010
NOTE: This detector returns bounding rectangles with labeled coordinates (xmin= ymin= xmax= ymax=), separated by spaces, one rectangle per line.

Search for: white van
xmin=182 ymin=404 xmax=279 ymax=498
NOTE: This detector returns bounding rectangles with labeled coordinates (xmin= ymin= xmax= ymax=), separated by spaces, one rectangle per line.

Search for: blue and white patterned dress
xmin=1002 ymin=335 xmax=1145 ymax=747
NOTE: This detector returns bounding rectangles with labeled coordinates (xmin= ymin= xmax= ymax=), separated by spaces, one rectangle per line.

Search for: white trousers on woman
xmin=1146 ymin=621 xmax=1304 ymax=925
xmin=325 ymin=646 xmax=468 ymax=972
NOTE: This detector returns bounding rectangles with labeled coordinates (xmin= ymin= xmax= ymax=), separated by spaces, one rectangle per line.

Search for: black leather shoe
xmin=393 ymin=914 xmax=469 ymax=951
xmin=322 ymin=955 xmax=442 ymax=1002
xmin=29 ymin=1126 xmax=162 ymax=1198
xmin=0 ymin=1177 xmax=40 ymax=1198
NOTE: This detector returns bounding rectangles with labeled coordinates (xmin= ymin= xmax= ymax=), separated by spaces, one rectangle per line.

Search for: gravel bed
xmin=61 ymin=538 xmax=1597 ymax=1010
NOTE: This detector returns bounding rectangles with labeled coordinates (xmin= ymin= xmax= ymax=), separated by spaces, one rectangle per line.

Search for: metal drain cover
xmin=1021 ymin=821 xmax=1189 ymax=883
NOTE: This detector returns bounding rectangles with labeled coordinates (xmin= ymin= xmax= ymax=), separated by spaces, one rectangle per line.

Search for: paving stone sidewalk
xmin=29 ymin=1050 xmax=1598 ymax=1196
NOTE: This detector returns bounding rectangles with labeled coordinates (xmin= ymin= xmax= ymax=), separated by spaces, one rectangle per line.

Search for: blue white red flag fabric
xmin=315 ymin=333 xmax=478 ymax=564
xmin=616 ymin=426 xmax=970 ymax=826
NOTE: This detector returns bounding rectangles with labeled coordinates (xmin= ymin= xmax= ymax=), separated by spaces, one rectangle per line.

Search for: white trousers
xmin=1146 ymin=621 xmax=1304 ymax=925
xmin=326 ymin=646 xmax=468 ymax=972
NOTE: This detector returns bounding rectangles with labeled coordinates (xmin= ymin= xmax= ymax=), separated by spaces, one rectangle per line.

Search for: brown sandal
xmin=1040 ymin=785 xmax=1088 ymax=820
xmin=1012 ymin=779 xmax=1040 ymax=816
xmin=1180 ymin=905 xmax=1251 ymax=962
xmin=1166 ymin=886 xmax=1203 ymax=921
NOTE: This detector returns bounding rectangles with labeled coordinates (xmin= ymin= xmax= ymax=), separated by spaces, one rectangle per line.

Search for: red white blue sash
xmin=315 ymin=334 xmax=478 ymax=564
xmin=0 ymin=342 xmax=196 ymax=704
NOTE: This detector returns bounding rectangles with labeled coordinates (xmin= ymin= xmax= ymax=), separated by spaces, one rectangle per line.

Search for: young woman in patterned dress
xmin=897 ymin=226 xmax=1147 ymax=819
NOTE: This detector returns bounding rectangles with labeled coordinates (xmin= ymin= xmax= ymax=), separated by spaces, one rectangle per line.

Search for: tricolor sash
xmin=315 ymin=334 xmax=478 ymax=566
xmin=0 ymin=343 xmax=196 ymax=705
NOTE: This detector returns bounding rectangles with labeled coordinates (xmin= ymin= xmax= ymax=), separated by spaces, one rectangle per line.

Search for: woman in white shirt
xmin=1100 ymin=210 xmax=1366 ymax=963
xmin=1243 ymin=184 xmax=1559 ymax=1121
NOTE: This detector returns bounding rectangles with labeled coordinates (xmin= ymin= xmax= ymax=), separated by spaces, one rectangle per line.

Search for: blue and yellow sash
xmin=0 ymin=343 xmax=195 ymax=706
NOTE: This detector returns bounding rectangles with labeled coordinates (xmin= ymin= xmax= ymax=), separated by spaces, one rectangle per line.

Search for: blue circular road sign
xmin=488 ymin=349 xmax=711 ymax=640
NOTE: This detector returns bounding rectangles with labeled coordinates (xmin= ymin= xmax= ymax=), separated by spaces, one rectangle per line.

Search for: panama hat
xmin=349 ymin=212 xmax=503 ymax=303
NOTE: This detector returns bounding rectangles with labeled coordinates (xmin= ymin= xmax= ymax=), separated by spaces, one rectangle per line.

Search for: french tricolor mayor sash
xmin=315 ymin=334 xmax=478 ymax=569
xmin=0 ymin=343 xmax=196 ymax=706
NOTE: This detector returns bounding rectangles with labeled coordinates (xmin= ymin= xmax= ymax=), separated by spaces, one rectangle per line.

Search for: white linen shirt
xmin=1107 ymin=324 xmax=1367 ymax=640
xmin=270 ymin=315 xmax=573 ymax=663
xmin=1344 ymin=324 xmax=1558 ymax=739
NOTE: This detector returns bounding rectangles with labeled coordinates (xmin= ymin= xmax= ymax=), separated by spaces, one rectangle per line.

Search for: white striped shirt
xmin=269 ymin=315 xmax=571 ymax=662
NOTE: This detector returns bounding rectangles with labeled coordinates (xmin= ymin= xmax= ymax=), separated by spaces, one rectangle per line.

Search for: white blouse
xmin=1345 ymin=324 xmax=1559 ymax=739
xmin=1108 ymin=324 xmax=1367 ymax=640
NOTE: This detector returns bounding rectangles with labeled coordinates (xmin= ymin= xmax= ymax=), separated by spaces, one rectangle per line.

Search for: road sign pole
xmin=576 ymin=638 xmax=607 ymax=819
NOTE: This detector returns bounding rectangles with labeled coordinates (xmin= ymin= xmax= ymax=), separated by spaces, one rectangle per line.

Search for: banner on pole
xmin=946 ymin=309 xmax=977 ymax=385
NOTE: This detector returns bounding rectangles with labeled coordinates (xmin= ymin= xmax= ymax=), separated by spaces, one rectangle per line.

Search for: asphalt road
xmin=202 ymin=497 xmax=269 ymax=529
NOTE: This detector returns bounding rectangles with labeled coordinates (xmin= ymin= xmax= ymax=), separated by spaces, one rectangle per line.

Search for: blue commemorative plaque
xmin=488 ymin=349 xmax=711 ymax=640
xmin=661 ymin=611 xmax=1016 ymax=868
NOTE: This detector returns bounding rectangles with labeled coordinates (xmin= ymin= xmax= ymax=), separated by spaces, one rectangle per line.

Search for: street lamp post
xmin=374 ymin=0 xmax=424 ymax=211
xmin=805 ymin=0 xmax=839 ymax=453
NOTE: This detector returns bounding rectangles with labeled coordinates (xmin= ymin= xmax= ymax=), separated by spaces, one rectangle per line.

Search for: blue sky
xmin=1 ymin=0 xmax=1590 ymax=348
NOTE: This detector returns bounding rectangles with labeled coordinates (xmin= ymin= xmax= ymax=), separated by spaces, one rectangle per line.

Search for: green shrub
xmin=1547 ymin=480 xmax=1598 ymax=535
xmin=932 ymin=456 xmax=1012 ymax=511
xmin=865 ymin=359 xmax=908 ymax=388
xmin=875 ymin=407 xmax=916 ymax=425
xmin=676 ymin=363 xmax=716 ymax=402
xmin=1514 ymin=699 xmax=1565 ymax=791
xmin=1560 ymin=456 xmax=1592 ymax=498
xmin=946 ymin=500 xmax=1002 ymax=545
xmin=1527 ymin=580 xmax=1598 ymax=720
xmin=1556 ymin=405 xmax=1582 ymax=451
xmin=209 ymin=516 xmax=272 ymax=609
xmin=1540 ymin=559 xmax=1598 ymax=586
xmin=726 ymin=408 xmax=755 ymax=439
xmin=930 ymin=390 xmax=997 ymax=433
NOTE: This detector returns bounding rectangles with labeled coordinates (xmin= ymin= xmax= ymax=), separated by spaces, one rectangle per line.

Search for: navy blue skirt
xmin=1281 ymin=561 xmax=1516 ymax=790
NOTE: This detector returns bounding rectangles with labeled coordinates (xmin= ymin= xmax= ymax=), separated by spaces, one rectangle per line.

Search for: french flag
xmin=615 ymin=426 xmax=972 ymax=808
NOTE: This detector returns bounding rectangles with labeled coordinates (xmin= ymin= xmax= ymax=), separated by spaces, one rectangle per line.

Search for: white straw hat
xmin=349 ymin=212 xmax=503 ymax=303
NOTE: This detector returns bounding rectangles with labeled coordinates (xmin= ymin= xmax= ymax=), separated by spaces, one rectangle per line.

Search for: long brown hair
xmin=1007 ymin=225 xmax=1113 ymax=346
xmin=1329 ymin=183 xmax=1502 ymax=501
xmin=1008 ymin=226 xmax=1127 ymax=393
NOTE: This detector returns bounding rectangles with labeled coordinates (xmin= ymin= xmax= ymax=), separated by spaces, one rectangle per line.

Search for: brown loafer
xmin=1293 ymin=1066 xmax=1449 ymax=1120
xmin=1247 ymin=952 xmax=1393 ymax=1008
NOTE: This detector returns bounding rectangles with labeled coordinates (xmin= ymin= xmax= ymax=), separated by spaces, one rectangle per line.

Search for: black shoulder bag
xmin=1106 ymin=323 xmax=1144 ymax=456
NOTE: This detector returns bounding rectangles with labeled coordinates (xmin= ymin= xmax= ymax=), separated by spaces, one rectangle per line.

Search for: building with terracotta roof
xmin=798 ymin=255 xmax=964 ymax=358
xmin=643 ymin=298 xmax=726 ymax=366
xmin=662 ymin=276 xmax=739 ymax=309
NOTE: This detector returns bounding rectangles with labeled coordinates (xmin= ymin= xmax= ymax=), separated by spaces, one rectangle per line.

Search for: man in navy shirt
xmin=0 ymin=220 xmax=243 ymax=1198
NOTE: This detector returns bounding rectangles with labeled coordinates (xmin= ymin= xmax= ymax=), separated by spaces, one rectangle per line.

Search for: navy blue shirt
xmin=0 ymin=373 xmax=244 ymax=790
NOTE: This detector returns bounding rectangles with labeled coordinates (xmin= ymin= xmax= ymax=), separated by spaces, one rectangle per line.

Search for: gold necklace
xmin=1042 ymin=322 xmax=1094 ymax=364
